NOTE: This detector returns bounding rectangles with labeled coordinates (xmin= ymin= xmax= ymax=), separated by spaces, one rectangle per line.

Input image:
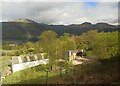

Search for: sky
xmin=0 ymin=0 xmax=119 ymax=25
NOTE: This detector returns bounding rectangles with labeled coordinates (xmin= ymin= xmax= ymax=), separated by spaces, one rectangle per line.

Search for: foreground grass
xmin=2 ymin=65 xmax=59 ymax=84
xmin=2 ymin=57 xmax=120 ymax=84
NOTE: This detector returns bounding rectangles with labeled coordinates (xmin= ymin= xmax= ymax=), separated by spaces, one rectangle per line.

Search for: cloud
xmin=1 ymin=2 xmax=118 ymax=25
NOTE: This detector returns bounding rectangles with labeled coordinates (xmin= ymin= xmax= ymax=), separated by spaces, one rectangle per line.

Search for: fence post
xmin=45 ymin=70 xmax=48 ymax=84
xmin=60 ymin=66 xmax=62 ymax=78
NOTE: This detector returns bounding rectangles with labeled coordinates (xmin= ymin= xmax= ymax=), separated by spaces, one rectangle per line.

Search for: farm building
xmin=65 ymin=50 xmax=83 ymax=61
xmin=11 ymin=54 xmax=49 ymax=73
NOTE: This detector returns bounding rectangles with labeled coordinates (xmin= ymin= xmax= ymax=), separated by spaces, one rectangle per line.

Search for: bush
xmin=33 ymin=64 xmax=46 ymax=71
xmin=14 ymin=51 xmax=21 ymax=56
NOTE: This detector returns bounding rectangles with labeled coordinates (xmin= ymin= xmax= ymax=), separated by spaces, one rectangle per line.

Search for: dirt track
xmin=72 ymin=57 xmax=89 ymax=65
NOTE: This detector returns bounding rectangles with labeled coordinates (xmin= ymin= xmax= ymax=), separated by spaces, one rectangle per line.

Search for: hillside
xmin=1 ymin=19 xmax=118 ymax=42
xmin=1 ymin=29 xmax=119 ymax=84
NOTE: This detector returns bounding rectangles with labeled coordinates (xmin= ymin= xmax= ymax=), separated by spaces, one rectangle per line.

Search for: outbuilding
xmin=65 ymin=49 xmax=83 ymax=61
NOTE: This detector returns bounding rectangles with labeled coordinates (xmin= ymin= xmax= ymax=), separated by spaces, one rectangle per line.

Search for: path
xmin=72 ymin=57 xmax=90 ymax=65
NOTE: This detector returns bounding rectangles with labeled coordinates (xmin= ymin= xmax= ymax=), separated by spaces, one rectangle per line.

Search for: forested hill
xmin=1 ymin=19 xmax=118 ymax=42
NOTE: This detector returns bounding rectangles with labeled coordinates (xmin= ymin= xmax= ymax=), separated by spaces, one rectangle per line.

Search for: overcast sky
xmin=0 ymin=0 xmax=119 ymax=25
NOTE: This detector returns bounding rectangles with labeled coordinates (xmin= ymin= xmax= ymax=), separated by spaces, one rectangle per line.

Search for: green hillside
xmin=1 ymin=19 xmax=118 ymax=42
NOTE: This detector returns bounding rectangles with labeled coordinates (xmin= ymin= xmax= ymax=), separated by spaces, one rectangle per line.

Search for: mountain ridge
xmin=3 ymin=19 xmax=118 ymax=26
xmin=1 ymin=19 xmax=118 ymax=43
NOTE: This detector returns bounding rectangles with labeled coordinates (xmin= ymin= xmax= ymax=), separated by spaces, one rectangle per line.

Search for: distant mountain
xmin=8 ymin=19 xmax=37 ymax=24
xmin=68 ymin=22 xmax=93 ymax=27
xmin=1 ymin=19 xmax=118 ymax=43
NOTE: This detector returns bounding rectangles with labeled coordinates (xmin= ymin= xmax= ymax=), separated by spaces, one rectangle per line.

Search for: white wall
xmin=12 ymin=59 xmax=49 ymax=73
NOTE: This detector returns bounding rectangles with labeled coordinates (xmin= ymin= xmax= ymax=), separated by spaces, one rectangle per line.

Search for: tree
xmin=33 ymin=42 xmax=43 ymax=54
xmin=59 ymin=33 xmax=77 ymax=51
xmin=27 ymin=48 xmax=35 ymax=54
xmin=92 ymin=31 xmax=118 ymax=59
xmin=39 ymin=30 xmax=57 ymax=49
xmin=39 ymin=30 xmax=57 ymax=71
xmin=75 ymin=30 xmax=98 ymax=56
